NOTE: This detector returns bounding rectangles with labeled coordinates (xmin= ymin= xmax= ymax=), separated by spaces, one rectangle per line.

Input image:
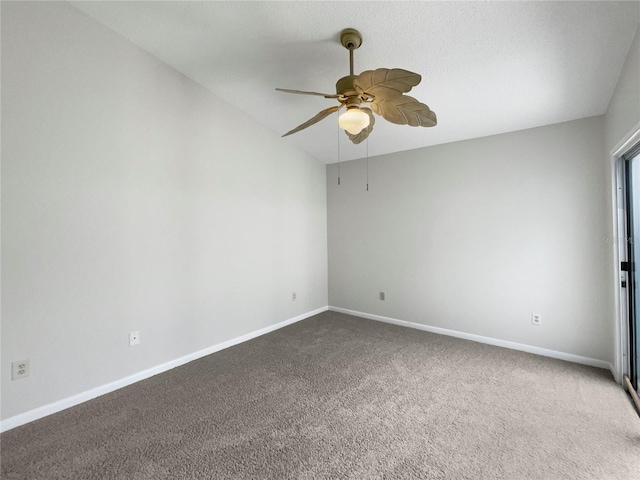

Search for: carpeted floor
xmin=1 ymin=311 xmax=639 ymax=479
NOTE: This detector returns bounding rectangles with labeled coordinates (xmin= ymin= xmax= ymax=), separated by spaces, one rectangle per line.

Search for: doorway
xmin=621 ymin=142 xmax=640 ymax=400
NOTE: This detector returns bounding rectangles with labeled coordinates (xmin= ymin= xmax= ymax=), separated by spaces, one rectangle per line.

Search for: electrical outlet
xmin=129 ymin=331 xmax=141 ymax=346
xmin=292 ymin=292 xmax=297 ymax=301
xmin=532 ymin=313 xmax=542 ymax=325
xmin=379 ymin=292 xmax=385 ymax=301
xmin=12 ymin=359 xmax=30 ymax=380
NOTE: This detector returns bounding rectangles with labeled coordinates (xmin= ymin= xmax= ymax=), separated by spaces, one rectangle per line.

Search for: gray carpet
xmin=1 ymin=311 xmax=639 ymax=479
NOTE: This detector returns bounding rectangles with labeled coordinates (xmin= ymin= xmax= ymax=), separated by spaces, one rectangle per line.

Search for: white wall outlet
xmin=129 ymin=330 xmax=141 ymax=346
xmin=12 ymin=359 xmax=30 ymax=380
xmin=532 ymin=313 xmax=542 ymax=325
xmin=292 ymin=292 xmax=297 ymax=301
xmin=379 ymin=292 xmax=385 ymax=301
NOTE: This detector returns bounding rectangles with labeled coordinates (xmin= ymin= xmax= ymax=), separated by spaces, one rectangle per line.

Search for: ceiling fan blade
xmin=354 ymin=68 xmax=421 ymax=100
xmin=282 ymin=105 xmax=343 ymax=137
xmin=345 ymin=108 xmax=375 ymax=144
xmin=371 ymin=95 xmax=436 ymax=127
xmin=276 ymin=88 xmax=340 ymax=99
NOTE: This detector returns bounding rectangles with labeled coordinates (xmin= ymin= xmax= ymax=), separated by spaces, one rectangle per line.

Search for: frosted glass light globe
xmin=338 ymin=108 xmax=370 ymax=135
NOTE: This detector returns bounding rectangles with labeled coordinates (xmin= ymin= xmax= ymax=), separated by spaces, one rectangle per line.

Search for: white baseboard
xmin=329 ymin=306 xmax=615 ymax=373
xmin=0 ymin=306 xmax=328 ymax=433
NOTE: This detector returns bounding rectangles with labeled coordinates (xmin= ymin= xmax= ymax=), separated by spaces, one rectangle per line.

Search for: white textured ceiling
xmin=71 ymin=1 xmax=639 ymax=163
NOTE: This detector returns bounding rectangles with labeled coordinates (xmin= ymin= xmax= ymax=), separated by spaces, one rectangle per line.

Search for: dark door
xmin=623 ymin=145 xmax=640 ymax=396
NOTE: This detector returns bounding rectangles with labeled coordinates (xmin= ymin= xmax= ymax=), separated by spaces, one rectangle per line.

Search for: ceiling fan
xmin=277 ymin=28 xmax=437 ymax=144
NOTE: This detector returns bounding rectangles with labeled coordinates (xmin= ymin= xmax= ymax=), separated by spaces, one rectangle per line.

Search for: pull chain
xmin=366 ymin=136 xmax=369 ymax=192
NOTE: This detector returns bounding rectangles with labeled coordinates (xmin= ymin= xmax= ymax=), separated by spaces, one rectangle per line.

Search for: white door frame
xmin=610 ymin=121 xmax=640 ymax=384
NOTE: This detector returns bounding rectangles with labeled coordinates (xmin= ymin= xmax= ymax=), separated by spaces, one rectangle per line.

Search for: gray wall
xmin=328 ymin=116 xmax=612 ymax=363
xmin=605 ymin=24 xmax=640 ymax=154
xmin=1 ymin=2 xmax=328 ymax=421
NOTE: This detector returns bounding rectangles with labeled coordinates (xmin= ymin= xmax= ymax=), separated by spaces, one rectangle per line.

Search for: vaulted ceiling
xmin=72 ymin=1 xmax=639 ymax=163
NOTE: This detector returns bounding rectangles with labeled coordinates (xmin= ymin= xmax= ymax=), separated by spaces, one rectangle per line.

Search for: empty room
xmin=2 ymin=1 xmax=640 ymax=478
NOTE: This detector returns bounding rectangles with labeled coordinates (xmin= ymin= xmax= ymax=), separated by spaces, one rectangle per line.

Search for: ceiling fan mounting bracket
xmin=340 ymin=28 xmax=362 ymax=51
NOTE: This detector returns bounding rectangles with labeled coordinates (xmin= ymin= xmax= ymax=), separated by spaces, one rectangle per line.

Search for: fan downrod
xmin=339 ymin=28 xmax=362 ymax=85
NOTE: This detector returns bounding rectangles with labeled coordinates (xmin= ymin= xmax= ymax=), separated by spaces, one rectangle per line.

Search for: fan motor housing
xmin=336 ymin=75 xmax=358 ymax=97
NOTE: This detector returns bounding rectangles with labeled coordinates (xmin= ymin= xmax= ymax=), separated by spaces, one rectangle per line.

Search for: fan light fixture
xmin=277 ymin=28 xmax=437 ymax=144
xmin=339 ymin=107 xmax=370 ymax=135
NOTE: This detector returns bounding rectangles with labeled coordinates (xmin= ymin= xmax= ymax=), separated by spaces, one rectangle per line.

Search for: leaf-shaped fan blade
xmin=354 ymin=69 xmax=421 ymax=100
xmin=282 ymin=105 xmax=343 ymax=137
xmin=345 ymin=108 xmax=376 ymax=144
xmin=371 ymin=95 xmax=436 ymax=127
xmin=276 ymin=88 xmax=340 ymax=99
